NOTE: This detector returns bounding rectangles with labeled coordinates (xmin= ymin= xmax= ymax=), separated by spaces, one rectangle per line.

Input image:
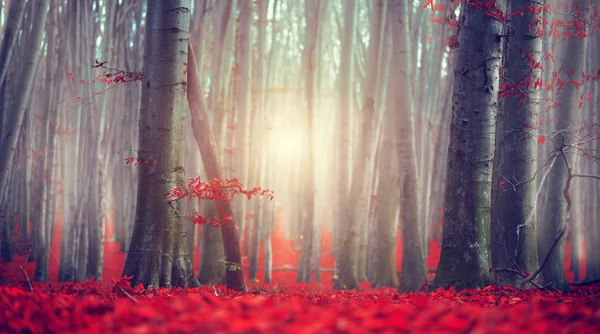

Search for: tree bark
xmin=538 ymin=0 xmax=589 ymax=291
xmin=333 ymin=0 xmax=358 ymax=290
xmin=490 ymin=0 xmax=541 ymax=287
xmin=388 ymin=0 xmax=427 ymax=292
xmin=187 ymin=41 xmax=246 ymax=292
xmin=122 ymin=0 xmax=199 ymax=289
xmin=433 ymin=0 xmax=505 ymax=290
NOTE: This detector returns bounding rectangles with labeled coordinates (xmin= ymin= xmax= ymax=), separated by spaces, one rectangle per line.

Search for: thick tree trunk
xmin=490 ymin=0 xmax=541 ymax=287
xmin=433 ymin=0 xmax=505 ymax=290
xmin=122 ymin=0 xmax=199 ymax=289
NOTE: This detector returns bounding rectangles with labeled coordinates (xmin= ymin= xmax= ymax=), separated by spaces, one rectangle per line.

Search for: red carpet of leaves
xmin=1 ymin=211 xmax=599 ymax=333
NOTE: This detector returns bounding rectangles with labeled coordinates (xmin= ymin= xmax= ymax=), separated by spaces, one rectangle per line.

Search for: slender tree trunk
xmin=187 ymin=42 xmax=246 ymax=291
xmin=388 ymin=0 xmax=427 ymax=292
xmin=297 ymin=0 xmax=320 ymax=283
xmin=371 ymin=83 xmax=399 ymax=289
xmin=538 ymin=0 xmax=589 ymax=291
xmin=333 ymin=0 xmax=358 ymax=290
xmin=0 ymin=0 xmax=49 ymax=224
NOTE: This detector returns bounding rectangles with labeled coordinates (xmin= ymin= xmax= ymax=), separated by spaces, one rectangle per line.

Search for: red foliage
xmin=0 ymin=279 xmax=599 ymax=333
xmin=1 ymin=210 xmax=598 ymax=332
xmin=169 ymin=177 xmax=273 ymax=227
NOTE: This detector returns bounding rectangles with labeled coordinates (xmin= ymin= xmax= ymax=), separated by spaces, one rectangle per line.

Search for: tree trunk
xmin=490 ymin=0 xmax=541 ymax=287
xmin=371 ymin=84 xmax=399 ymax=289
xmin=538 ymin=1 xmax=588 ymax=292
xmin=333 ymin=0 xmax=358 ymax=290
xmin=297 ymin=0 xmax=320 ymax=284
xmin=198 ymin=201 xmax=226 ymax=285
xmin=388 ymin=0 xmax=427 ymax=292
xmin=0 ymin=0 xmax=49 ymax=228
xmin=122 ymin=0 xmax=199 ymax=289
xmin=433 ymin=0 xmax=505 ymax=290
xmin=187 ymin=41 xmax=246 ymax=292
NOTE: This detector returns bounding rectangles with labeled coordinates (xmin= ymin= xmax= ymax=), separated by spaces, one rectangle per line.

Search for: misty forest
xmin=0 ymin=0 xmax=599 ymax=332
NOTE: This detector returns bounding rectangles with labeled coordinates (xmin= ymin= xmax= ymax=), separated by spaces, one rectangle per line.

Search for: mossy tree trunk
xmin=433 ymin=0 xmax=505 ymax=290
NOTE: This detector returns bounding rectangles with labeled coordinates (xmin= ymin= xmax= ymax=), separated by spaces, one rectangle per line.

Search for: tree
xmin=187 ymin=41 xmax=247 ymax=292
xmin=334 ymin=0 xmax=359 ymax=290
xmin=537 ymin=0 xmax=590 ymax=292
xmin=122 ymin=0 xmax=199 ymax=289
xmin=490 ymin=0 xmax=542 ymax=287
xmin=433 ymin=0 xmax=506 ymax=290
xmin=389 ymin=0 xmax=427 ymax=292
xmin=297 ymin=0 xmax=321 ymax=283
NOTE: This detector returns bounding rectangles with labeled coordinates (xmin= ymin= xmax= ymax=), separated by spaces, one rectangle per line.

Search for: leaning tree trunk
xmin=389 ymin=0 xmax=427 ymax=293
xmin=187 ymin=41 xmax=246 ymax=292
xmin=122 ymin=0 xmax=200 ymax=289
xmin=0 ymin=0 xmax=49 ymax=223
xmin=490 ymin=0 xmax=541 ymax=287
xmin=433 ymin=0 xmax=505 ymax=290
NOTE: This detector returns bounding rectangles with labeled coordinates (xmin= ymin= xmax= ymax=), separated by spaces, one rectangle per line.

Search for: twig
xmin=520 ymin=225 xmax=567 ymax=289
xmin=118 ymin=286 xmax=138 ymax=303
xmin=20 ymin=249 xmax=33 ymax=292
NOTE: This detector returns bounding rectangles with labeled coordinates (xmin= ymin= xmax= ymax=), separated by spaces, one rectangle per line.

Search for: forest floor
xmin=1 ymin=214 xmax=599 ymax=333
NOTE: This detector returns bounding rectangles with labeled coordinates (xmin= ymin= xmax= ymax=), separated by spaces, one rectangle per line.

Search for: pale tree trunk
xmin=234 ymin=0 xmax=252 ymax=260
xmin=371 ymin=80 xmax=399 ymax=289
xmin=188 ymin=42 xmax=246 ymax=291
xmin=87 ymin=0 xmax=118 ymax=281
xmin=584 ymin=35 xmax=600 ymax=281
xmin=0 ymin=0 xmax=26 ymax=96
xmin=538 ymin=0 xmax=589 ymax=291
xmin=433 ymin=0 xmax=505 ymax=290
xmin=297 ymin=0 xmax=320 ymax=283
xmin=388 ymin=0 xmax=427 ymax=292
xmin=334 ymin=0 xmax=358 ymax=290
xmin=490 ymin=0 xmax=541 ymax=287
xmin=354 ymin=0 xmax=386 ymax=283
xmin=0 ymin=0 xmax=48 ymax=225
xmin=122 ymin=0 xmax=200 ymax=289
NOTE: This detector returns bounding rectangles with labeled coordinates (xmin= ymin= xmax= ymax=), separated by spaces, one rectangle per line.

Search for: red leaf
xmin=537 ymin=135 xmax=546 ymax=144
xmin=499 ymin=181 xmax=506 ymax=188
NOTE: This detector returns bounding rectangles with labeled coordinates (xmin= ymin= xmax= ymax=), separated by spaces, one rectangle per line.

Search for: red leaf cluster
xmin=169 ymin=177 xmax=274 ymax=227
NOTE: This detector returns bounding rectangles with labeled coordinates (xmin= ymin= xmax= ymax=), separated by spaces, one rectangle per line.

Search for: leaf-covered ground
xmin=1 ymin=212 xmax=598 ymax=333
xmin=1 ymin=276 xmax=600 ymax=333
